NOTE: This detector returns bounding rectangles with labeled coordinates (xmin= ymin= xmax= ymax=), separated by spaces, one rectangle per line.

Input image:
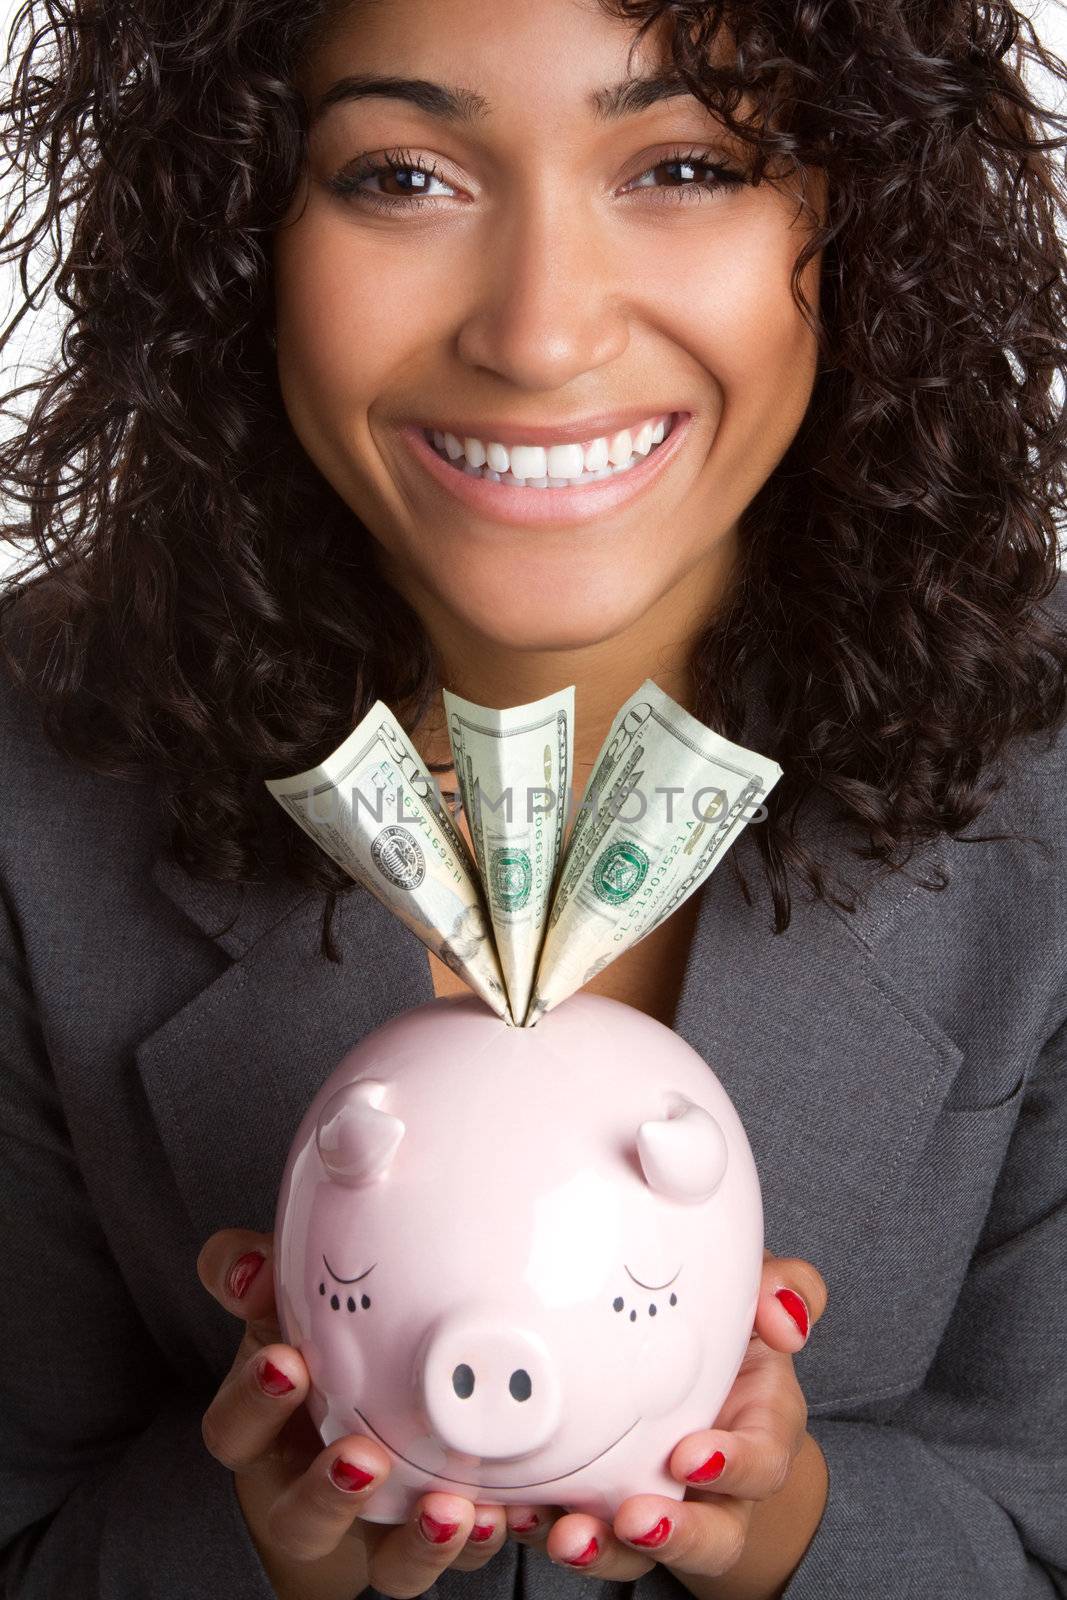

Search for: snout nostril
xmin=452 ymin=1363 xmax=532 ymax=1401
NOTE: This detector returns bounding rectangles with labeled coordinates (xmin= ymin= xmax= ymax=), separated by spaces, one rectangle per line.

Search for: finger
xmin=706 ymin=1322 xmax=811 ymax=1444
xmin=668 ymin=1415 xmax=799 ymax=1502
xmin=754 ymin=1255 xmax=828 ymax=1352
xmin=448 ymin=1505 xmax=511 ymax=1570
xmin=364 ymin=1492 xmax=478 ymax=1599
xmin=506 ymin=1505 xmax=560 ymax=1543
xmin=201 ymin=1341 xmax=309 ymax=1477
xmin=544 ymin=1510 xmax=653 ymax=1580
xmin=264 ymin=1434 xmax=394 ymax=1563
xmin=197 ymin=1229 xmax=279 ymax=1341
xmin=613 ymin=1492 xmax=752 ymax=1578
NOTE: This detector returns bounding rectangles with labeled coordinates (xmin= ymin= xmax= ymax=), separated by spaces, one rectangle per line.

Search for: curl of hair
xmin=1 ymin=0 xmax=1066 ymax=959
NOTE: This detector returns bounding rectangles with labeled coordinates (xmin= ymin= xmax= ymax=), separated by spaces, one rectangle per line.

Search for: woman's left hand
xmin=504 ymin=1250 xmax=829 ymax=1588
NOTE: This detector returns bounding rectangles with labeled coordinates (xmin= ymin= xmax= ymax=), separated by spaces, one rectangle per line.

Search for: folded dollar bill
xmin=265 ymin=680 xmax=782 ymax=1027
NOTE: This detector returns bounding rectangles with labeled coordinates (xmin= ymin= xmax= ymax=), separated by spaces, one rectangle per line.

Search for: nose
xmin=454 ymin=182 xmax=629 ymax=392
xmin=419 ymin=1305 xmax=562 ymax=1461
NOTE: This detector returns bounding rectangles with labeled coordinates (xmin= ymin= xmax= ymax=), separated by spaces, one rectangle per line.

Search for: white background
xmin=0 ymin=0 xmax=1064 ymax=582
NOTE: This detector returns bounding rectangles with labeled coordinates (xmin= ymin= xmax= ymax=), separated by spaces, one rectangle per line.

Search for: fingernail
xmin=469 ymin=1523 xmax=495 ymax=1543
xmin=420 ymin=1512 xmax=459 ymax=1544
xmin=510 ymin=1515 xmax=539 ymax=1534
xmin=775 ymin=1286 xmax=810 ymax=1339
xmin=228 ymin=1251 xmax=265 ymax=1300
xmin=330 ymin=1458 xmax=375 ymax=1492
xmin=629 ymin=1516 xmax=672 ymax=1548
xmin=257 ymin=1358 xmax=294 ymax=1396
xmin=564 ymin=1536 xmax=599 ymax=1567
xmin=687 ymin=1449 xmax=726 ymax=1483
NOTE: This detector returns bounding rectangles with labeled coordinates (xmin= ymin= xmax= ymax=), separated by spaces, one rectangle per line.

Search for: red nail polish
xmin=630 ymin=1516 xmax=672 ymax=1548
xmin=330 ymin=1458 xmax=375 ymax=1492
xmin=564 ymin=1536 xmax=599 ymax=1567
xmin=469 ymin=1523 xmax=494 ymax=1543
xmin=687 ymin=1449 xmax=726 ymax=1482
xmin=228 ymin=1251 xmax=265 ymax=1300
xmin=511 ymin=1515 xmax=539 ymax=1533
xmin=420 ymin=1512 xmax=459 ymax=1544
xmin=257 ymin=1358 xmax=294 ymax=1396
xmin=775 ymin=1287 xmax=809 ymax=1339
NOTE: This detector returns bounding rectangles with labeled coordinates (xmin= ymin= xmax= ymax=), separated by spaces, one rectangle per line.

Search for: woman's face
xmin=273 ymin=0 xmax=822 ymax=654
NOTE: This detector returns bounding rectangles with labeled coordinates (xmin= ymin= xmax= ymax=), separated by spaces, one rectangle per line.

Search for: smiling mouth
xmin=352 ymin=1407 xmax=642 ymax=1491
xmin=423 ymin=413 xmax=677 ymax=489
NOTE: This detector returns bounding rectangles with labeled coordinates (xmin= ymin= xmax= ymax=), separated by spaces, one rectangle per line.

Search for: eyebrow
xmin=309 ymin=70 xmax=699 ymax=127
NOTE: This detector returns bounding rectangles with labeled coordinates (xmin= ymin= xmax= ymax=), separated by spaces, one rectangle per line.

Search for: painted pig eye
xmin=321 ymin=1255 xmax=375 ymax=1310
xmin=614 ymin=1267 xmax=680 ymax=1322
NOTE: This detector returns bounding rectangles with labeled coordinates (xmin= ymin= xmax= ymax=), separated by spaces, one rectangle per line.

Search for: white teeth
xmin=424 ymin=413 xmax=676 ymax=484
xmin=510 ymin=444 xmax=547 ymax=479
xmin=607 ymin=430 xmax=634 ymax=466
xmin=546 ymin=443 xmax=586 ymax=479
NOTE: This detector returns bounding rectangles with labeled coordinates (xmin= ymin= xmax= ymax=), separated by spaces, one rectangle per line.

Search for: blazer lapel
xmin=136 ymin=857 xmax=435 ymax=1250
xmin=671 ymin=802 xmax=963 ymax=1406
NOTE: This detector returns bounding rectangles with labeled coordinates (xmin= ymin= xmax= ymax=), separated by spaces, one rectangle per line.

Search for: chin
xmin=442 ymin=587 xmax=659 ymax=654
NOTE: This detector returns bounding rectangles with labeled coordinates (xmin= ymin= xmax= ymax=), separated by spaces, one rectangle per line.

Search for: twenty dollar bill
xmin=525 ymin=679 xmax=783 ymax=1025
xmin=442 ymin=684 xmax=573 ymax=1025
xmin=264 ymin=703 xmax=511 ymax=1021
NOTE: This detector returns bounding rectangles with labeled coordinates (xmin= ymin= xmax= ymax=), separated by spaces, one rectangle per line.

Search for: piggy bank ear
xmin=316 ymin=1078 xmax=405 ymax=1187
xmin=637 ymin=1094 xmax=728 ymax=1203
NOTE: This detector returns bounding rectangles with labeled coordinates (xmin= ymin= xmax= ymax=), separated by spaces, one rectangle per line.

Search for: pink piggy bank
xmin=273 ymin=990 xmax=763 ymax=1524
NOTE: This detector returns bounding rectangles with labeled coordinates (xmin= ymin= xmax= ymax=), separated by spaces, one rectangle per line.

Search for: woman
xmin=1 ymin=0 xmax=1064 ymax=1597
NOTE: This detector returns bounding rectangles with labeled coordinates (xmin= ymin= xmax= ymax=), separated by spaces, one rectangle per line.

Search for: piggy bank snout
xmin=420 ymin=1308 xmax=562 ymax=1461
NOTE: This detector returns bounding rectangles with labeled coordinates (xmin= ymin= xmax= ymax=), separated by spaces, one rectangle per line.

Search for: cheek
xmin=273 ymin=215 xmax=450 ymax=420
xmin=652 ymin=213 xmax=819 ymax=441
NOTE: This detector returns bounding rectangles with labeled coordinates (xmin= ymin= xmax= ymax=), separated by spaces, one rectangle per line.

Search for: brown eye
xmin=623 ymin=149 xmax=746 ymax=202
xmin=325 ymin=147 xmax=457 ymax=210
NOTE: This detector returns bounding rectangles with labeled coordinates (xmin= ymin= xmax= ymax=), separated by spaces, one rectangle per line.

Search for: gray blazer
xmin=1 ymin=575 xmax=1065 ymax=1600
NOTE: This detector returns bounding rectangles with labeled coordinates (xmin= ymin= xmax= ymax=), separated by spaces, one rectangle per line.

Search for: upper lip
xmin=411 ymin=409 xmax=683 ymax=447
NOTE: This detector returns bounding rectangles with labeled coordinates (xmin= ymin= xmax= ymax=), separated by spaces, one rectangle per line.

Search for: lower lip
xmin=401 ymin=414 xmax=692 ymax=528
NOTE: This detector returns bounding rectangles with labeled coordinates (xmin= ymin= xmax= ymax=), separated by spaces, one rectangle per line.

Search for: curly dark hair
xmin=1 ymin=0 xmax=1066 ymax=959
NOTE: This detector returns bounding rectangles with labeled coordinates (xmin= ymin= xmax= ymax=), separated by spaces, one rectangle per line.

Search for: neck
xmin=392 ymin=533 xmax=739 ymax=781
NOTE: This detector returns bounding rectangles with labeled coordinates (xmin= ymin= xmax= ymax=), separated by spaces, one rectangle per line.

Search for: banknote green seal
xmin=371 ymin=824 xmax=425 ymax=890
xmin=491 ymin=846 xmax=532 ymax=910
xmin=591 ymin=840 xmax=649 ymax=905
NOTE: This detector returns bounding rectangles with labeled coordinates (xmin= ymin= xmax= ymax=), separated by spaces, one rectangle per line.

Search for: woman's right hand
xmin=196 ymin=1228 xmax=537 ymax=1600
